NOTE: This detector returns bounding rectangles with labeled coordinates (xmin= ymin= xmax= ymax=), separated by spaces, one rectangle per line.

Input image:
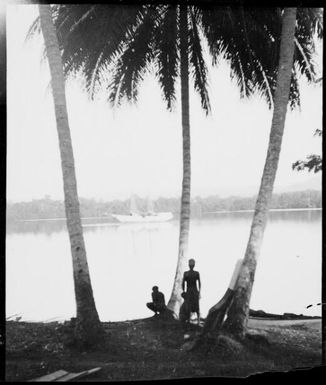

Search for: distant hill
xmin=274 ymin=174 xmax=321 ymax=194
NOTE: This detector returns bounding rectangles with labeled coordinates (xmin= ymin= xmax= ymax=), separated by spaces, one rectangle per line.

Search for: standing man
xmin=181 ymin=259 xmax=201 ymax=324
xmin=146 ymin=286 xmax=166 ymax=315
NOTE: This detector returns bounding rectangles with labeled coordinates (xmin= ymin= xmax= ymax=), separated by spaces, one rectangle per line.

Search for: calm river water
xmin=6 ymin=210 xmax=321 ymax=322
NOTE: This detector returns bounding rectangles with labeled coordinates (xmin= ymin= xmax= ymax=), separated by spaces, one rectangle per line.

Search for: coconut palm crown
xmin=28 ymin=5 xmax=322 ymax=111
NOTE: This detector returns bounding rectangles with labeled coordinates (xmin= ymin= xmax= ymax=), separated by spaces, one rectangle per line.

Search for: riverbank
xmin=6 ymin=316 xmax=321 ymax=381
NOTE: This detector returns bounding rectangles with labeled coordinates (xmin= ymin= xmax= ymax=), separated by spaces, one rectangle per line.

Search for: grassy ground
xmin=6 ymin=316 xmax=322 ymax=381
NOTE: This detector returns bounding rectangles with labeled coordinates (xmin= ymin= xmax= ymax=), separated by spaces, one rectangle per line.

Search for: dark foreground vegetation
xmin=6 ymin=315 xmax=321 ymax=381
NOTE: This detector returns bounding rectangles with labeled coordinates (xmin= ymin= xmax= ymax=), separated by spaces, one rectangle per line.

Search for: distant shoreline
xmin=207 ymin=207 xmax=322 ymax=214
xmin=16 ymin=216 xmax=110 ymax=223
xmin=14 ymin=207 xmax=322 ymax=222
xmin=7 ymin=190 xmax=321 ymax=223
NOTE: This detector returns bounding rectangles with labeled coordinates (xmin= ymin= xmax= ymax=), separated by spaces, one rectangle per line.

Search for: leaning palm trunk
xmin=224 ymin=8 xmax=298 ymax=338
xmin=167 ymin=5 xmax=191 ymax=316
xmin=38 ymin=5 xmax=102 ymax=345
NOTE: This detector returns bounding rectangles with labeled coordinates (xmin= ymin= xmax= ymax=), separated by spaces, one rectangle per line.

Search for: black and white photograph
xmin=3 ymin=0 xmax=324 ymax=381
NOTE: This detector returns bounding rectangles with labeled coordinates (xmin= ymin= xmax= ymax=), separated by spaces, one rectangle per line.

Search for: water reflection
xmin=6 ymin=217 xmax=118 ymax=235
xmin=268 ymin=209 xmax=321 ymax=222
xmin=6 ymin=219 xmax=68 ymax=235
xmin=206 ymin=209 xmax=321 ymax=223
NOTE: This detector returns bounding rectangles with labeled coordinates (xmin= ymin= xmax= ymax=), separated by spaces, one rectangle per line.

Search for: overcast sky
xmin=7 ymin=5 xmax=322 ymax=203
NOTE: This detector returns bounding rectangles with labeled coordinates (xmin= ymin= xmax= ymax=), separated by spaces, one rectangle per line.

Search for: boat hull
xmin=112 ymin=212 xmax=173 ymax=223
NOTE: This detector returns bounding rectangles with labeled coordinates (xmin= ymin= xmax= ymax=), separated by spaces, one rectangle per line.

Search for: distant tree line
xmin=6 ymin=190 xmax=321 ymax=222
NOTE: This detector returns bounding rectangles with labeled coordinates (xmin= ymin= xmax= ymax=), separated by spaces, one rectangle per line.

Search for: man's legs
xmin=146 ymin=302 xmax=158 ymax=315
xmin=195 ymin=291 xmax=200 ymax=325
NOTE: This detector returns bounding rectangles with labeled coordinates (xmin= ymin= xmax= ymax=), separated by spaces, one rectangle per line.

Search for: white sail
xmin=146 ymin=197 xmax=155 ymax=214
xmin=112 ymin=195 xmax=173 ymax=223
xmin=130 ymin=195 xmax=140 ymax=214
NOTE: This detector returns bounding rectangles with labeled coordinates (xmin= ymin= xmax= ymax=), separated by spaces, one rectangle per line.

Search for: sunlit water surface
xmin=6 ymin=210 xmax=321 ymax=322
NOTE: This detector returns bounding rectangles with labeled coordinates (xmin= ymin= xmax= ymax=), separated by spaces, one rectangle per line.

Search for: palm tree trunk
xmin=224 ymin=8 xmax=297 ymax=338
xmin=38 ymin=5 xmax=103 ymax=345
xmin=167 ymin=4 xmax=191 ymax=316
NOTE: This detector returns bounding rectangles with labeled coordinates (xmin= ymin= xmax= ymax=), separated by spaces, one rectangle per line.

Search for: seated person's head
xmin=152 ymin=286 xmax=159 ymax=293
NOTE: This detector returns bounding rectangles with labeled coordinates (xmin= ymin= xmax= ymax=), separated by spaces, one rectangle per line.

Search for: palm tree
xmin=30 ymin=5 xmax=321 ymax=317
xmin=167 ymin=4 xmax=192 ymax=314
xmin=223 ymin=7 xmax=323 ymax=338
xmin=38 ymin=5 xmax=103 ymax=346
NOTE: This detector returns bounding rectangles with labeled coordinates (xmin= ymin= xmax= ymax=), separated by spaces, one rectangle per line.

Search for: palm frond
xmin=289 ymin=68 xmax=301 ymax=110
xmin=69 ymin=5 xmax=97 ymax=34
xmin=200 ymin=6 xmax=319 ymax=110
xmin=294 ymin=37 xmax=315 ymax=81
xmin=154 ymin=5 xmax=179 ymax=111
xmin=201 ymin=7 xmax=258 ymax=100
xmin=107 ymin=6 xmax=159 ymax=107
xmin=52 ymin=5 xmax=145 ymax=100
xmin=189 ymin=6 xmax=210 ymax=114
xmin=30 ymin=4 xmax=321 ymax=116
xmin=253 ymin=61 xmax=275 ymax=110
xmin=25 ymin=16 xmax=41 ymax=42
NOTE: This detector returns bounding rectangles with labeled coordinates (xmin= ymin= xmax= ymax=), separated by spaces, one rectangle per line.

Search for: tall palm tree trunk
xmin=224 ymin=8 xmax=297 ymax=338
xmin=38 ymin=5 xmax=102 ymax=345
xmin=167 ymin=4 xmax=191 ymax=316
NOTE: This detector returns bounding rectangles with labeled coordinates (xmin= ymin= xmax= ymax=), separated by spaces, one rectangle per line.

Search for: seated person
xmin=146 ymin=286 xmax=166 ymax=315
